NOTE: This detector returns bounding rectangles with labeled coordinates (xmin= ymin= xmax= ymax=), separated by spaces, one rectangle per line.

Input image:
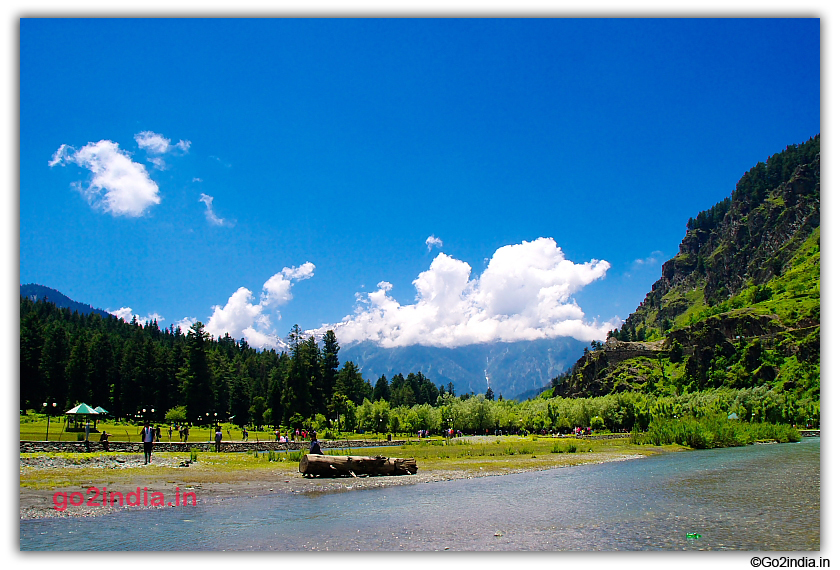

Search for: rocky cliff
xmin=555 ymin=135 xmax=820 ymax=400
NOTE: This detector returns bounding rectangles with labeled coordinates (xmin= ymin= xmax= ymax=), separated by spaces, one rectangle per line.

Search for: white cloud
xmin=134 ymin=131 xmax=191 ymax=170
xmin=426 ymin=235 xmax=444 ymax=251
xmin=282 ymin=261 xmax=316 ymax=281
xmin=134 ymin=130 xmax=191 ymax=155
xmin=109 ymin=307 xmax=164 ymax=325
xmin=49 ymin=140 xmax=161 ymax=217
xmin=199 ymin=193 xmax=228 ymax=226
xmin=203 ymin=263 xmax=316 ymax=349
xmin=148 ymin=157 xmax=167 ymax=170
xmin=134 ymin=131 xmax=171 ymax=154
xmin=174 ymin=317 xmax=197 ymax=332
xmin=633 ymin=251 xmax=664 ymax=267
xmin=330 ymin=238 xmax=617 ymax=348
xmin=111 ymin=307 xmax=134 ymax=321
xmin=261 ymin=263 xmax=314 ymax=307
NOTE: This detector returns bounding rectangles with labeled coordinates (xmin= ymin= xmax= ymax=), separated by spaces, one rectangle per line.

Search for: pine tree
xmin=65 ymin=332 xmax=92 ymax=406
xmin=229 ymin=373 xmax=251 ymax=427
xmin=373 ymin=374 xmax=391 ymax=402
xmin=20 ymin=311 xmax=45 ymax=411
xmin=283 ymin=325 xmax=313 ymax=421
xmin=87 ymin=332 xmax=116 ymax=410
xmin=40 ymin=322 xmax=70 ymax=411
xmin=320 ymin=330 xmax=340 ymax=410
xmin=179 ymin=322 xmax=213 ymax=425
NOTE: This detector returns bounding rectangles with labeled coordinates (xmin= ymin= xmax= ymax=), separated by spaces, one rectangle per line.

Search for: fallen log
xmin=299 ymin=454 xmax=418 ymax=477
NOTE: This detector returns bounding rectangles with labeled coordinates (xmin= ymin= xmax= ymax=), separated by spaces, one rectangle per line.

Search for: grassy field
xmin=19 ymin=435 xmax=678 ymax=491
xmin=19 ymin=414 xmax=395 ymax=443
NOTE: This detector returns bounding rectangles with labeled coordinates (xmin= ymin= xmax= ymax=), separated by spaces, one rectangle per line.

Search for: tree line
xmin=21 ymin=296 xmax=816 ymax=434
xmin=20 ymin=296 xmax=465 ymax=428
xmin=686 ymin=134 xmax=819 ymax=232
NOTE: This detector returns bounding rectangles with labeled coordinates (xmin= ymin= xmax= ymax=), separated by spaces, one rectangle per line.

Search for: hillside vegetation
xmin=553 ymin=135 xmax=819 ymax=425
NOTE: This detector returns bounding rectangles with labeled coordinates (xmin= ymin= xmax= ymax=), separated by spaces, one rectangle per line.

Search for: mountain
xmin=19 ymin=284 xmax=112 ymax=319
xmin=341 ymin=336 xmax=589 ymax=401
xmin=554 ymin=135 xmax=820 ymax=401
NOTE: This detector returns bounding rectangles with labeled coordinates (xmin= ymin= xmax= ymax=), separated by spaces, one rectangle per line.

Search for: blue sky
xmin=19 ymin=18 xmax=820 ymax=350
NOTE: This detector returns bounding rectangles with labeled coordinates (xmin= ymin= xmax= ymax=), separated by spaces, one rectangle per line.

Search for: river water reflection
xmin=20 ymin=437 xmax=819 ymax=551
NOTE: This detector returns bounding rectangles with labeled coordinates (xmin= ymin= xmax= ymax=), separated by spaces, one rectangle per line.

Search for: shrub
xmin=632 ymin=414 xmax=801 ymax=448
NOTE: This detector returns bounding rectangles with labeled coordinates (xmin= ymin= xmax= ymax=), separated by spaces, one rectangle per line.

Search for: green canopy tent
xmin=93 ymin=406 xmax=109 ymax=429
xmin=65 ymin=403 xmax=100 ymax=434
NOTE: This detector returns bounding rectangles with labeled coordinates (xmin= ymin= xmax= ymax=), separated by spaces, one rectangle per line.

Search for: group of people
xmin=133 ymin=420 xmax=328 ymax=464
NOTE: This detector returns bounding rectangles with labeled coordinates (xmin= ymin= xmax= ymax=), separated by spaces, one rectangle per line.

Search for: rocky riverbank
xmin=20 ymin=449 xmax=648 ymax=520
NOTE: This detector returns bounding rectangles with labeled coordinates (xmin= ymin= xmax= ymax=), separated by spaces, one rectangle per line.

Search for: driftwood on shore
xmin=299 ymin=453 xmax=418 ymax=477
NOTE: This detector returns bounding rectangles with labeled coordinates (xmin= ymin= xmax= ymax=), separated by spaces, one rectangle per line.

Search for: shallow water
xmin=20 ymin=437 xmax=819 ymax=551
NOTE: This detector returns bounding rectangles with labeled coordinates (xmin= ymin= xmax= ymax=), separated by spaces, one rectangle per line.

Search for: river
xmin=20 ymin=437 xmax=819 ymax=551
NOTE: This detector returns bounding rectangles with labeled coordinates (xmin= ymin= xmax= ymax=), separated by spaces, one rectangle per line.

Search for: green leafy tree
xmin=249 ymin=396 xmax=267 ymax=429
xmin=165 ymin=405 xmax=187 ymax=423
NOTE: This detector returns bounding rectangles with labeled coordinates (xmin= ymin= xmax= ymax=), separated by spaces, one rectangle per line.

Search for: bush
xmin=633 ymin=414 xmax=801 ymax=448
xmin=165 ymin=406 xmax=187 ymax=424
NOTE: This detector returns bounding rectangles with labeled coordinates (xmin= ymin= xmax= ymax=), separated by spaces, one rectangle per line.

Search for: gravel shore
xmin=20 ymin=450 xmax=646 ymax=520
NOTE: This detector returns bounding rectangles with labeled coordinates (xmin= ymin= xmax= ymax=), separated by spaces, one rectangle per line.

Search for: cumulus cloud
xmin=330 ymin=238 xmax=617 ymax=348
xmin=174 ymin=317 xmax=198 ymax=332
xmin=110 ymin=307 xmax=164 ymax=325
xmin=426 ymin=235 xmax=444 ymax=251
xmin=203 ymin=263 xmax=315 ymax=349
xmin=49 ymin=140 xmax=161 ymax=217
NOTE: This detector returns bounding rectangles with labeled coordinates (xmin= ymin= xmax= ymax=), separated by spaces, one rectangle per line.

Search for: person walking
xmin=215 ymin=425 xmax=223 ymax=452
xmin=140 ymin=420 xmax=155 ymax=464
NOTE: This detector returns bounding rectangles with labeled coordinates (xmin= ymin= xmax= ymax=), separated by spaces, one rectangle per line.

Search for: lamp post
xmin=43 ymin=402 xmax=49 ymax=441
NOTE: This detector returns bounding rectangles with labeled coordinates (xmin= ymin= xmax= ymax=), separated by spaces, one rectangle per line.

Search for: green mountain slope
xmin=554 ymin=135 xmax=819 ymax=409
